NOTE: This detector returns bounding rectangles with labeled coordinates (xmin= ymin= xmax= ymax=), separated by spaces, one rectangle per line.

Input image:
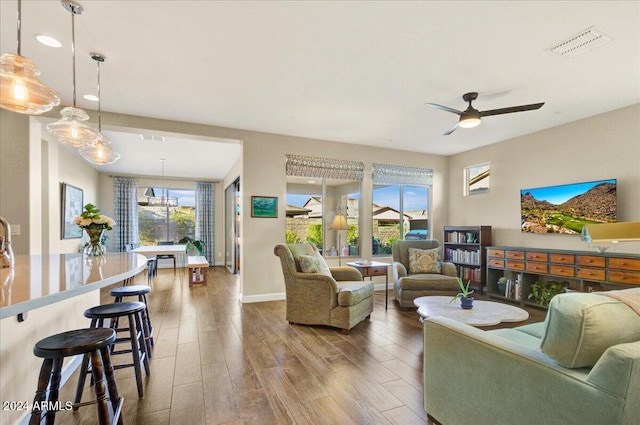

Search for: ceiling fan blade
xmin=425 ymin=103 xmax=463 ymax=116
xmin=443 ymin=122 xmax=459 ymax=135
xmin=480 ymin=102 xmax=545 ymax=117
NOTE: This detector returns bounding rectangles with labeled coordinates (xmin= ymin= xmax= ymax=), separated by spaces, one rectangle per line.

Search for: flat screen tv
xmin=520 ymin=178 xmax=616 ymax=234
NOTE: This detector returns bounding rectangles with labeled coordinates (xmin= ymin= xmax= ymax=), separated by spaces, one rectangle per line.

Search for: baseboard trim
xmin=240 ymin=292 xmax=286 ymax=303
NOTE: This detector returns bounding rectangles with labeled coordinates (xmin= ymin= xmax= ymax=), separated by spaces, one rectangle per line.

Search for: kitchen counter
xmin=0 ymin=252 xmax=147 ymax=319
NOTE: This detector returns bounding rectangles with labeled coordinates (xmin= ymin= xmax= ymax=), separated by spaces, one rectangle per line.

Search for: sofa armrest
xmin=392 ymin=262 xmax=407 ymax=281
xmin=440 ymin=261 xmax=457 ymax=277
xmin=423 ymin=317 xmax=629 ymax=425
xmin=330 ymin=266 xmax=363 ymax=282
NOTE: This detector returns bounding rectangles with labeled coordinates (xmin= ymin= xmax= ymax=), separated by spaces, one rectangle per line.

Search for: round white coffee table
xmin=414 ymin=296 xmax=529 ymax=326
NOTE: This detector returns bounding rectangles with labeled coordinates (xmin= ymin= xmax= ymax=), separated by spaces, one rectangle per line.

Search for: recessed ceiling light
xmin=83 ymin=94 xmax=99 ymax=102
xmin=35 ymin=35 xmax=62 ymax=48
xmin=308 ymin=179 xmax=317 ymax=184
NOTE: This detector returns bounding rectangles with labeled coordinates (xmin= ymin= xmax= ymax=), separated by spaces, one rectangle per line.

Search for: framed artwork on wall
xmin=464 ymin=163 xmax=490 ymax=196
xmin=62 ymin=183 xmax=84 ymax=239
xmin=251 ymin=196 xmax=278 ymax=218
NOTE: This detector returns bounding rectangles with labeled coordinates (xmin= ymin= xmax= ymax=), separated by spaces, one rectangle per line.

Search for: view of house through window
xmin=372 ymin=185 xmax=430 ymax=255
xmin=286 ymin=177 xmax=361 ymax=257
xmin=138 ymin=187 xmax=196 ymax=245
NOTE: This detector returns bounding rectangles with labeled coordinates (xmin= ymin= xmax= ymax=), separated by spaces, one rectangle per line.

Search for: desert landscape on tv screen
xmin=520 ymin=179 xmax=616 ymax=234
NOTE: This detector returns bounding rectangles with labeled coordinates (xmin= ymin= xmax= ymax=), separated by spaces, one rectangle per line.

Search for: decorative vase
xmin=84 ymin=227 xmax=105 ymax=256
xmin=460 ymin=297 xmax=474 ymax=310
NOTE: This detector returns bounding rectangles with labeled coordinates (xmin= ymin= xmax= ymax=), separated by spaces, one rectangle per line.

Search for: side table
xmin=346 ymin=261 xmax=390 ymax=310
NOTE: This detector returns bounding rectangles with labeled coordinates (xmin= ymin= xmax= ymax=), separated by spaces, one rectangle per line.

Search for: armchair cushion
xmin=337 ymin=281 xmax=375 ymax=307
xmin=408 ymin=247 xmax=441 ymax=274
xmin=299 ymin=252 xmax=332 ymax=276
xmin=541 ymin=292 xmax=640 ymax=368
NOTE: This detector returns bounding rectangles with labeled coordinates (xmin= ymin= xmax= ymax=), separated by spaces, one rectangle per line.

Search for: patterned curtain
xmin=113 ymin=177 xmax=139 ymax=252
xmin=286 ymin=154 xmax=364 ymax=181
xmin=372 ymin=163 xmax=433 ymax=186
xmin=195 ymin=181 xmax=215 ymax=264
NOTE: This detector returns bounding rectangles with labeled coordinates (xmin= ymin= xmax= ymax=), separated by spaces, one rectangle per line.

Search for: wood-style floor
xmin=54 ymin=267 xmax=546 ymax=425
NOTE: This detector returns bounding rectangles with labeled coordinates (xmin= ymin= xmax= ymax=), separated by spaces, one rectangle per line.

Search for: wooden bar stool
xmin=77 ymin=302 xmax=150 ymax=401
xmin=30 ymin=328 xmax=123 ymax=425
xmin=109 ymin=285 xmax=154 ymax=355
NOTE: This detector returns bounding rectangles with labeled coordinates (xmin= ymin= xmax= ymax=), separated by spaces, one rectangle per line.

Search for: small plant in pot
xmin=528 ymin=280 xmax=568 ymax=306
xmin=450 ymin=277 xmax=474 ymax=309
xmin=179 ymin=236 xmax=204 ymax=255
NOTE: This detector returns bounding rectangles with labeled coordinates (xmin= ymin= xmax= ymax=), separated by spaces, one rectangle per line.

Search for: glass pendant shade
xmin=79 ymin=136 xmax=120 ymax=165
xmin=46 ymin=106 xmax=102 ymax=147
xmin=0 ymin=53 xmax=60 ymax=114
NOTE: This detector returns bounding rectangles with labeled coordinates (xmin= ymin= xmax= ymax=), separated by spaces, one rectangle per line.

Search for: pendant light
xmin=79 ymin=53 xmax=120 ymax=165
xmin=47 ymin=0 xmax=102 ymax=147
xmin=0 ymin=0 xmax=60 ymax=114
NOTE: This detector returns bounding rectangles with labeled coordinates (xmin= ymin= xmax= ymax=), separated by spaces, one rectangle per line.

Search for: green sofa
xmin=423 ymin=290 xmax=640 ymax=425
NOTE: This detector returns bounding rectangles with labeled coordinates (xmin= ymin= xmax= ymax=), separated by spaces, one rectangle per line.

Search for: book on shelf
xmin=445 ymin=231 xmax=477 ymax=243
xmin=445 ymin=247 xmax=480 ymax=264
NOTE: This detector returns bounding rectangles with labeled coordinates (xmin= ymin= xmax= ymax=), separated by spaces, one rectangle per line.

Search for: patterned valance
xmin=372 ymin=163 xmax=433 ymax=186
xmin=286 ymin=154 xmax=364 ymax=181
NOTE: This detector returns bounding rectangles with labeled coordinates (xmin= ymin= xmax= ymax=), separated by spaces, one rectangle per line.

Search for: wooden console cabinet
xmin=486 ymin=246 xmax=640 ymax=308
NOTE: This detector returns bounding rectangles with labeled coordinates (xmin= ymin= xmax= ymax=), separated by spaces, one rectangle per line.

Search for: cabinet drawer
xmin=487 ymin=249 xmax=504 ymax=258
xmin=577 ymin=268 xmax=606 ymax=281
xmin=368 ymin=266 xmax=388 ymax=276
xmin=506 ymin=260 xmax=525 ymax=271
xmin=488 ymin=259 xmax=505 ymax=268
xmin=506 ymin=251 xmax=525 ymax=260
xmin=526 ymin=252 xmax=548 ymax=262
xmin=609 ymin=257 xmax=640 ymax=271
xmin=526 ymin=262 xmax=548 ymax=273
xmin=550 ymin=254 xmax=574 ymax=265
xmin=577 ymin=256 xmax=605 ymax=268
xmin=550 ymin=265 xmax=575 ymax=277
xmin=608 ymin=271 xmax=640 ymax=285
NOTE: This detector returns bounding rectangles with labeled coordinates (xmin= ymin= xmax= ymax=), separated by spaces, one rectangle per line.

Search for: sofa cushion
xmin=408 ymin=247 xmax=441 ymax=274
xmin=336 ymin=281 xmax=374 ymax=307
xmin=541 ymin=292 xmax=640 ymax=368
xmin=299 ymin=252 xmax=331 ymax=276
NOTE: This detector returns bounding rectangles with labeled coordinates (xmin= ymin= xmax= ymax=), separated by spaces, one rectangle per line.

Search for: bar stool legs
xmin=30 ymin=328 xmax=123 ymax=425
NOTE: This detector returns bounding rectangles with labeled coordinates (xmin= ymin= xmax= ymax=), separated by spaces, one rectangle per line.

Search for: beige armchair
xmin=392 ymin=240 xmax=459 ymax=308
xmin=274 ymin=243 xmax=374 ymax=334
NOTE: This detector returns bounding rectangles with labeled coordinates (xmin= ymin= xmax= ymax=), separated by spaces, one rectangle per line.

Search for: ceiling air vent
xmin=140 ymin=134 xmax=165 ymax=142
xmin=548 ymin=27 xmax=612 ymax=57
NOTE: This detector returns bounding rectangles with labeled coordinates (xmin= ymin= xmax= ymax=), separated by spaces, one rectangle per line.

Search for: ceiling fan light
xmin=459 ymin=116 xmax=481 ymax=128
xmin=0 ymin=53 xmax=61 ymax=114
xmin=47 ymin=106 xmax=102 ymax=147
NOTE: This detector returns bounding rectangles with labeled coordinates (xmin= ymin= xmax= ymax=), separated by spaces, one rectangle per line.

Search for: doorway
xmin=225 ymin=178 xmax=240 ymax=274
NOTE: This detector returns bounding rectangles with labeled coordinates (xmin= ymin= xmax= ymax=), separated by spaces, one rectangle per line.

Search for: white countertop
xmin=0 ymin=253 xmax=147 ymax=319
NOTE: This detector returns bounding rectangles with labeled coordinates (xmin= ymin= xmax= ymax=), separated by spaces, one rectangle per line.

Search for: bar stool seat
xmin=77 ymin=302 xmax=150 ymax=401
xmin=110 ymin=285 xmax=154 ymax=354
xmin=31 ymin=328 xmax=123 ymax=425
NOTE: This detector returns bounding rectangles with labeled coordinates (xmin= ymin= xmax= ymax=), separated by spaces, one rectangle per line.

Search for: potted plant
xmin=179 ymin=236 xmax=204 ymax=255
xmin=528 ymin=280 xmax=568 ymax=306
xmin=450 ymin=277 xmax=474 ymax=309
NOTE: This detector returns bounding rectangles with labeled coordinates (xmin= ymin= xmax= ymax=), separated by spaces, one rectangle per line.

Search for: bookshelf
xmin=443 ymin=226 xmax=492 ymax=295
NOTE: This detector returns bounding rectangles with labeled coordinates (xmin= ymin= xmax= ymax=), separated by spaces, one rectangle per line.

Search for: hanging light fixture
xmin=147 ymin=159 xmax=177 ymax=206
xmin=78 ymin=52 xmax=120 ymax=165
xmin=47 ymin=0 xmax=101 ymax=147
xmin=0 ymin=0 xmax=60 ymax=114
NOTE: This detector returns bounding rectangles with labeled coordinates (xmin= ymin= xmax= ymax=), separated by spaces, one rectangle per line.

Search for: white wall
xmin=447 ymin=104 xmax=640 ymax=254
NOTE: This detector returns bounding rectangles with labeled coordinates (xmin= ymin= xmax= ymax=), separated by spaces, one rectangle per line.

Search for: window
xmin=285 ymin=155 xmax=364 ymax=258
xmin=372 ymin=164 xmax=433 ymax=256
xmin=138 ymin=187 xmax=196 ymax=245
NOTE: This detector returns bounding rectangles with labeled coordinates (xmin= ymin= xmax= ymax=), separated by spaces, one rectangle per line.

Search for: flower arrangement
xmin=74 ymin=203 xmax=116 ymax=230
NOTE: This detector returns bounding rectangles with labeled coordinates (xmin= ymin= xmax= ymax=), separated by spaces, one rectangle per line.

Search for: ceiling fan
xmin=425 ymin=92 xmax=545 ymax=135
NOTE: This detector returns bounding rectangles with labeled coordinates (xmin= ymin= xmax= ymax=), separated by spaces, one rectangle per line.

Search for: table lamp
xmin=329 ymin=211 xmax=350 ymax=266
xmin=581 ymin=222 xmax=640 ymax=252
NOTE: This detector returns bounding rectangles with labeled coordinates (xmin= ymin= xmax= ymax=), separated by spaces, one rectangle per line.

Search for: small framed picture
xmin=62 ymin=183 xmax=84 ymax=239
xmin=464 ymin=163 xmax=490 ymax=196
xmin=251 ymin=196 xmax=278 ymax=218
